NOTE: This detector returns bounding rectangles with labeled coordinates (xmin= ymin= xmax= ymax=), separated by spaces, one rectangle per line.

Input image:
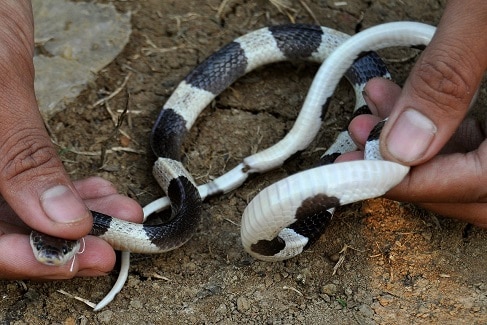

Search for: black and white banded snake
xmin=30 ymin=21 xmax=436 ymax=308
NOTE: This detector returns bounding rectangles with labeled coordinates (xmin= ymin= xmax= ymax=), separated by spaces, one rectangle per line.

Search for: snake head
xmin=29 ymin=230 xmax=81 ymax=266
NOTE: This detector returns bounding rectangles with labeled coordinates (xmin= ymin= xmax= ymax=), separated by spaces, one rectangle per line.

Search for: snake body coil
xmin=30 ymin=23 xmax=435 ymax=266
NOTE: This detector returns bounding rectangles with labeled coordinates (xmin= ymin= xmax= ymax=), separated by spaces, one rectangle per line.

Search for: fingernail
xmin=361 ymin=90 xmax=376 ymax=113
xmin=386 ymin=109 xmax=437 ymax=162
xmin=41 ymin=185 xmax=88 ymax=223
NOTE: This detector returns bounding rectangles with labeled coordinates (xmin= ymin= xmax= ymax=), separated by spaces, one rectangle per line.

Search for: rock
xmin=236 ymin=296 xmax=250 ymax=312
xmin=130 ymin=299 xmax=143 ymax=309
xmin=321 ymin=283 xmax=338 ymax=296
xmin=32 ymin=0 xmax=131 ymax=117
xmin=97 ymin=310 xmax=113 ymax=323
xmin=358 ymin=304 xmax=375 ymax=318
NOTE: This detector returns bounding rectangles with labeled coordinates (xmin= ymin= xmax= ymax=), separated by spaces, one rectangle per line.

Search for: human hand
xmin=0 ymin=177 xmax=143 ymax=280
xmin=337 ymin=0 xmax=487 ymax=226
xmin=0 ymin=1 xmax=143 ymax=279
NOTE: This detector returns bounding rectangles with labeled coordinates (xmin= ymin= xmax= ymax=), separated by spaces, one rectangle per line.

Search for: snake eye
xmin=62 ymin=247 xmax=69 ymax=255
xmin=36 ymin=244 xmax=43 ymax=251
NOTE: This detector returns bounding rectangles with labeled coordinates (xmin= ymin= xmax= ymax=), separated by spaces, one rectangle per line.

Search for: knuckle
xmin=0 ymin=128 xmax=61 ymax=183
xmin=412 ymin=47 xmax=473 ymax=115
xmin=89 ymin=177 xmax=116 ymax=193
xmin=76 ymin=176 xmax=117 ymax=198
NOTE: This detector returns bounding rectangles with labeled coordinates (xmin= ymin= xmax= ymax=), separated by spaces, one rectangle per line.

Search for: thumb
xmin=0 ymin=97 xmax=92 ymax=240
xmin=0 ymin=1 xmax=91 ymax=240
xmin=379 ymin=0 xmax=487 ymax=165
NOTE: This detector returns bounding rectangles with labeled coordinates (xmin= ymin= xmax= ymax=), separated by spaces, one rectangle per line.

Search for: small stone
xmin=321 ymin=283 xmax=338 ymax=296
xmin=377 ymin=294 xmax=394 ymax=307
xmin=130 ymin=299 xmax=143 ymax=309
xmin=264 ymin=277 xmax=273 ymax=287
xmin=422 ymin=231 xmax=432 ymax=241
xmin=64 ymin=317 xmax=76 ymax=325
xmin=216 ymin=303 xmax=227 ymax=313
xmin=23 ymin=288 xmax=40 ymax=301
xmin=358 ymin=304 xmax=374 ymax=318
xmin=273 ymin=273 xmax=281 ymax=282
xmin=183 ymin=262 xmax=197 ymax=272
xmin=97 ymin=310 xmax=113 ymax=323
xmin=321 ymin=293 xmax=331 ymax=303
xmin=236 ymin=296 xmax=250 ymax=312
xmin=329 ymin=253 xmax=340 ymax=263
xmin=119 ymin=134 xmax=131 ymax=147
xmin=78 ymin=315 xmax=89 ymax=325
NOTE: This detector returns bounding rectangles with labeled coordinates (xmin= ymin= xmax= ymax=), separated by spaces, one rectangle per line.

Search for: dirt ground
xmin=1 ymin=0 xmax=486 ymax=324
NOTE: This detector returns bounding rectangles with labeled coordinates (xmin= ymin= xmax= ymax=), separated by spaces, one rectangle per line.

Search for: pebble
xmin=321 ymin=283 xmax=338 ymax=296
xmin=329 ymin=253 xmax=340 ymax=263
xmin=24 ymin=288 xmax=39 ymax=301
xmin=64 ymin=317 xmax=76 ymax=325
xmin=321 ymin=294 xmax=331 ymax=303
xmin=216 ymin=303 xmax=227 ymax=314
xmin=264 ymin=277 xmax=273 ymax=287
xmin=236 ymin=296 xmax=250 ymax=312
xmin=273 ymin=273 xmax=281 ymax=282
xmin=130 ymin=299 xmax=143 ymax=309
xmin=97 ymin=310 xmax=113 ymax=323
xmin=377 ymin=294 xmax=394 ymax=307
xmin=358 ymin=304 xmax=374 ymax=318
xmin=183 ymin=262 xmax=197 ymax=272
xmin=422 ymin=231 xmax=432 ymax=241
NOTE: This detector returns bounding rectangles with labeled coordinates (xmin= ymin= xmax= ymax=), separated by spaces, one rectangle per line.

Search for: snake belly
xmin=31 ymin=23 xmax=398 ymax=265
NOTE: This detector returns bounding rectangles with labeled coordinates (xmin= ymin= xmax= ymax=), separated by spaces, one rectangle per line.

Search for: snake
xmin=30 ymin=23 xmax=436 ymax=269
xmin=240 ymin=22 xmax=436 ymax=261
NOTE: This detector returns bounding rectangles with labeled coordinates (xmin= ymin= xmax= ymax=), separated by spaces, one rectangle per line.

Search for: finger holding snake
xmin=340 ymin=78 xmax=487 ymax=227
xmin=338 ymin=0 xmax=487 ymax=226
xmin=0 ymin=177 xmax=143 ymax=279
xmin=376 ymin=0 xmax=487 ymax=166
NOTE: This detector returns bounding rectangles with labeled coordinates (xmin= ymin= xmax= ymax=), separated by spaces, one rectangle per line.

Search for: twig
xmin=282 ymin=286 xmax=303 ymax=296
xmin=223 ymin=218 xmax=239 ymax=226
xmin=216 ymin=0 xmax=233 ymax=22
xmin=299 ymin=0 xmax=320 ymax=25
xmin=152 ymin=273 xmax=171 ymax=281
xmin=269 ymin=0 xmax=297 ymax=22
xmin=90 ymin=72 xmax=132 ymax=108
xmin=54 ymin=141 xmax=145 ymax=156
xmin=332 ymin=244 xmax=366 ymax=275
xmin=57 ymin=289 xmax=96 ymax=309
xmin=104 ymin=101 xmax=117 ymax=125
xmin=141 ymin=45 xmax=185 ymax=56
